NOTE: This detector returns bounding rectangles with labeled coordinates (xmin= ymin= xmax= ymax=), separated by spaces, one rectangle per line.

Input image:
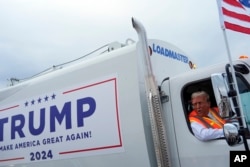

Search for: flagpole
xmin=217 ymin=0 xmax=249 ymax=151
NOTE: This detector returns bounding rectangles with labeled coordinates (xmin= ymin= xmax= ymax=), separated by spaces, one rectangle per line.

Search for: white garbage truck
xmin=0 ymin=18 xmax=249 ymax=167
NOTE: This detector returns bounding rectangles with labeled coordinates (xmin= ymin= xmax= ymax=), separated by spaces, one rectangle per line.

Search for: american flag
xmin=217 ymin=0 xmax=250 ymax=34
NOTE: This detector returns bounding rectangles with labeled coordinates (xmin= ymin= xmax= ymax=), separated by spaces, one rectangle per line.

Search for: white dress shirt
xmin=191 ymin=122 xmax=224 ymax=141
xmin=190 ymin=112 xmax=225 ymax=141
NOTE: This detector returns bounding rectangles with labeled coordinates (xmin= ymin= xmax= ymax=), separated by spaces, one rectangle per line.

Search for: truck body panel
xmin=0 ymin=44 xmax=157 ymax=167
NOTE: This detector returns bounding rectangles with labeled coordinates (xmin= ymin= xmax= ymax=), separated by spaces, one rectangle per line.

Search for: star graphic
xmin=44 ymin=96 xmax=49 ymax=102
xmin=37 ymin=97 xmax=42 ymax=103
xmin=51 ymin=94 xmax=56 ymax=100
xmin=25 ymin=101 xmax=29 ymax=107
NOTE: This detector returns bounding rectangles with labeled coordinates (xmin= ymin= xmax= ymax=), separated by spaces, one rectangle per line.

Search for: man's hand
xmin=228 ymin=135 xmax=240 ymax=146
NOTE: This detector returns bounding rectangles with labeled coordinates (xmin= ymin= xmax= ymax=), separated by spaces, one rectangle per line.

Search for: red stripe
xmin=222 ymin=7 xmax=250 ymax=22
xmin=63 ymin=78 xmax=115 ymax=94
xmin=225 ymin=21 xmax=250 ymax=34
xmin=114 ymin=78 xmax=122 ymax=146
xmin=0 ymin=157 xmax=24 ymax=162
xmin=0 ymin=105 xmax=19 ymax=112
xmin=224 ymin=0 xmax=243 ymax=8
xmin=59 ymin=144 xmax=122 ymax=155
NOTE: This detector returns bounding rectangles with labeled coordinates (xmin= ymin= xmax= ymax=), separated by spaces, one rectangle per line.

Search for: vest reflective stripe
xmin=190 ymin=116 xmax=213 ymax=128
xmin=209 ymin=108 xmax=226 ymax=125
xmin=189 ymin=107 xmax=225 ymax=129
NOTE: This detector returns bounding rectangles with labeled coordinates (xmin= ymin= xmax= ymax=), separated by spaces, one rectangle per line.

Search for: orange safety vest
xmin=189 ymin=107 xmax=226 ymax=129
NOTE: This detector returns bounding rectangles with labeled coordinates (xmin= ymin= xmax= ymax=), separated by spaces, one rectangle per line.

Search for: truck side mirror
xmin=211 ymin=73 xmax=233 ymax=118
xmin=223 ymin=123 xmax=242 ymax=146
xmin=212 ymin=73 xmax=244 ymax=147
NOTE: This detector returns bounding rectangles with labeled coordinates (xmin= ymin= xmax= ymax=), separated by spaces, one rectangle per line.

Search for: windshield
xmin=237 ymin=74 xmax=250 ymax=130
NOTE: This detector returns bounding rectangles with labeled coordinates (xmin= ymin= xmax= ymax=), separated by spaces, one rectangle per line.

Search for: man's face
xmin=192 ymin=95 xmax=210 ymax=117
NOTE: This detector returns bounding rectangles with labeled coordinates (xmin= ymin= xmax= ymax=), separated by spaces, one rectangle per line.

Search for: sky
xmin=1 ymin=0 xmax=250 ymax=89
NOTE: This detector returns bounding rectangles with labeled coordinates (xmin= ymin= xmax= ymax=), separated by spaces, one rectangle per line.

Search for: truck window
xmin=182 ymin=74 xmax=250 ymax=139
xmin=236 ymin=73 xmax=250 ymax=132
xmin=236 ymin=72 xmax=250 ymax=94
xmin=182 ymin=78 xmax=217 ymax=134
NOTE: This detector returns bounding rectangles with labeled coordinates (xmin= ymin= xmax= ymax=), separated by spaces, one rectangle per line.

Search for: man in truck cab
xmin=189 ymin=90 xmax=226 ymax=141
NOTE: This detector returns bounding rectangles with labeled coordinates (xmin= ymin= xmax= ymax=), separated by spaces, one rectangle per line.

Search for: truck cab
xmin=159 ymin=58 xmax=250 ymax=166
